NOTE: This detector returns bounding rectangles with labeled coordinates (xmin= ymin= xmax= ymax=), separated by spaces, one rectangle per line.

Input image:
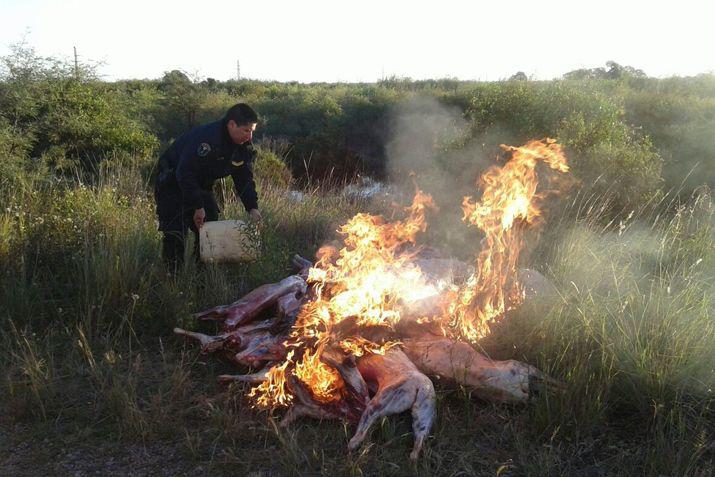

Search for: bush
xmin=253 ymin=146 xmax=292 ymax=189
xmin=0 ymin=117 xmax=34 ymax=184
xmin=155 ymin=70 xmax=206 ymax=140
xmin=0 ymin=43 xmax=158 ymax=173
xmin=624 ymin=79 xmax=715 ymax=194
xmin=35 ymin=80 xmax=159 ymax=169
xmin=5 ymin=42 xmax=714 ymax=216
xmin=459 ymin=81 xmax=663 ymax=211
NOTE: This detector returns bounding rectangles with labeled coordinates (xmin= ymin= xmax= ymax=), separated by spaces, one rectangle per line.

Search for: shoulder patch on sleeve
xmin=197 ymin=143 xmax=211 ymax=157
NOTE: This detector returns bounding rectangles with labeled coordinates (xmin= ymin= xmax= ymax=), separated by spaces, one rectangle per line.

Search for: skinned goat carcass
xmin=174 ymin=325 xmax=289 ymax=368
xmin=280 ymin=349 xmax=372 ymax=427
xmin=291 ymin=254 xmax=314 ymax=279
xmin=279 ymin=346 xmax=371 ymax=427
xmin=173 ymin=312 xmax=287 ymax=351
xmin=280 ymin=375 xmax=352 ymax=426
xmin=273 ymin=291 xmax=307 ymax=333
xmin=348 ymin=348 xmax=436 ymax=461
xmin=178 ymin=253 xmax=563 ymax=461
xmin=320 ymin=347 xmax=370 ymax=408
xmin=229 ymin=330 xmax=289 ymax=368
xmin=194 ymin=275 xmax=307 ymax=328
xmin=402 ymin=335 xmax=560 ymax=403
xmin=174 ymin=328 xmax=241 ymax=353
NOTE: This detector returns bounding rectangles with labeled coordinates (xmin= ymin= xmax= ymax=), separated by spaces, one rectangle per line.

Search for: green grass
xmin=0 ymin=159 xmax=713 ymax=476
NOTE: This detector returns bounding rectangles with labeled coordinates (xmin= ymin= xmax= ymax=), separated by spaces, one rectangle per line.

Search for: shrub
xmin=253 ymin=146 xmax=292 ymax=189
xmin=0 ymin=117 xmax=34 ymax=184
xmin=459 ymin=81 xmax=663 ymax=211
xmin=34 ymin=80 xmax=159 ymax=169
xmin=1 ymin=45 xmax=159 ymax=172
xmin=624 ymin=80 xmax=715 ymax=194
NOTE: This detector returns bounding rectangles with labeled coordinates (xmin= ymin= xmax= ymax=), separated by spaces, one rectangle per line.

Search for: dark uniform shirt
xmin=157 ymin=119 xmax=258 ymax=212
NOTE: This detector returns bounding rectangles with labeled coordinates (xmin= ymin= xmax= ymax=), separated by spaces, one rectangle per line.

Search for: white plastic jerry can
xmin=199 ymin=220 xmax=261 ymax=263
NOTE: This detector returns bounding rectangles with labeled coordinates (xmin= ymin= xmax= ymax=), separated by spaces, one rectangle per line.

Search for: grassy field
xmin=1 ymin=147 xmax=713 ymax=476
xmin=1 ymin=47 xmax=714 ymax=475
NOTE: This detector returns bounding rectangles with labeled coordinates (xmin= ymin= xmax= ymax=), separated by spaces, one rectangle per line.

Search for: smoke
xmin=383 ymin=97 xmax=483 ymax=257
xmin=385 ymin=96 xmax=467 ymax=183
xmin=383 ymin=97 xmax=568 ymax=261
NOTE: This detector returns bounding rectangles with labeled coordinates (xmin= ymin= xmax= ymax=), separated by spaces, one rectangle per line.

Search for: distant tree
xmin=435 ymin=77 xmax=461 ymax=91
xmin=564 ymin=61 xmax=647 ymax=80
xmin=158 ymin=70 xmax=203 ymax=138
xmin=202 ymin=77 xmax=219 ymax=92
xmin=605 ymin=61 xmax=646 ymax=79
xmin=509 ymin=71 xmax=528 ymax=81
xmin=378 ymin=75 xmax=414 ymax=90
xmin=563 ymin=67 xmax=608 ymax=80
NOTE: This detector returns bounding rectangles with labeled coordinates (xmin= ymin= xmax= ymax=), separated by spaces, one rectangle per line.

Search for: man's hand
xmin=193 ymin=207 xmax=206 ymax=229
xmin=248 ymin=208 xmax=263 ymax=222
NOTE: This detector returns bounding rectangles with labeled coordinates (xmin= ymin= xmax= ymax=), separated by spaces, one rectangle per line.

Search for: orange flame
xmin=248 ymin=350 xmax=294 ymax=408
xmin=451 ymin=139 xmax=569 ymax=340
xmin=250 ymin=140 xmax=569 ymax=408
xmin=252 ymin=189 xmax=439 ymax=407
xmin=293 ymin=345 xmax=342 ymax=403
xmin=339 ymin=337 xmax=402 ymax=357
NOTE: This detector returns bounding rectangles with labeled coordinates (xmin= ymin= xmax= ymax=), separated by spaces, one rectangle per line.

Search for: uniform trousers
xmin=155 ymin=180 xmax=219 ymax=268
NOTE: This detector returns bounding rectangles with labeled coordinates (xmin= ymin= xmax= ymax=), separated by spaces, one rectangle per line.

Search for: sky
xmin=1 ymin=0 xmax=713 ymax=83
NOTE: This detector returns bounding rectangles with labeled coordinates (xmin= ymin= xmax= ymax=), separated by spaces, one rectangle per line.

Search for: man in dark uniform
xmin=154 ymin=102 xmax=262 ymax=268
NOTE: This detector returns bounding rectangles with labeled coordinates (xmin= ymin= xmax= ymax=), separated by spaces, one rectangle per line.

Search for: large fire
xmin=250 ymin=139 xmax=569 ymax=408
xmin=451 ymin=139 xmax=570 ymax=340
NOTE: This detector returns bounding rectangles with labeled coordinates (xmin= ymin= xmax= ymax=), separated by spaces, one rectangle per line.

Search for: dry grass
xmin=0 ymin=161 xmax=713 ymax=476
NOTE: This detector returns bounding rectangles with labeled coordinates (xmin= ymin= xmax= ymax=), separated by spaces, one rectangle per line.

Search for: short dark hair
xmin=224 ymin=103 xmax=258 ymax=126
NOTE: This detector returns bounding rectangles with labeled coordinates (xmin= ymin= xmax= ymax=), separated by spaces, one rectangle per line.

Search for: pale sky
xmin=1 ymin=0 xmax=713 ymax=82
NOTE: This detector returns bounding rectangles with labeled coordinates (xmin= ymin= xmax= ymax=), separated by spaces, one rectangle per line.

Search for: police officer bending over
xmin=155 ymin=103 xmax=262 ymax=268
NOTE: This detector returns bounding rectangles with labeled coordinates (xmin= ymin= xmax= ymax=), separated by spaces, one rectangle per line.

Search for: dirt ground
xmin=0 ymin=419 xmax=209 ymax=477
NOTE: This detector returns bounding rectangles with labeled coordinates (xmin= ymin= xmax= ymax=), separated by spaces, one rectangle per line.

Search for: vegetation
xmin=0 ymin=43 xmax=713 ymax=475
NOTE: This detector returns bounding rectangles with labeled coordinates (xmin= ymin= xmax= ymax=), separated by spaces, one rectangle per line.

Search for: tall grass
xmin=489 ymin=187 xmax=714 ymax=474
xmin=0 ymin=156 xmax=713 ymax=475
xmin=0 ymin=154 xmax=362 ymax=399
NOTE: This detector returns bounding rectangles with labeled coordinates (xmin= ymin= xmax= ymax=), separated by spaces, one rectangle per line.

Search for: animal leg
xmin=409 ymin=377 xmax=436 ymax=460
xmin=218 ymin=365 xmax=273 ymax=384
xmin=173 ymin=327 xmax=227 ymax=353
xmin=347 ymin=380 xmax=414 ymax=452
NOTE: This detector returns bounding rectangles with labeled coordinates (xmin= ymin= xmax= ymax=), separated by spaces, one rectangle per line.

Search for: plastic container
xmin=199 ymin=220 xmax=261 ymax=263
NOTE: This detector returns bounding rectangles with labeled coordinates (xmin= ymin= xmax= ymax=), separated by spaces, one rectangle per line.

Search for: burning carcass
xmin=175 ymin=139 xmax=569 ymax=459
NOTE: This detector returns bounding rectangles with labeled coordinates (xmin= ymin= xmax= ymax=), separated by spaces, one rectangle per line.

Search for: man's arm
xmin=231 ymin=146 xmax=259 ymax=214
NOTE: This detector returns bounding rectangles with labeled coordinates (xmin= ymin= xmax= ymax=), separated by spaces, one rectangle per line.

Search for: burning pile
xmin=175 ymin=139 xmax=569 ymax=459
